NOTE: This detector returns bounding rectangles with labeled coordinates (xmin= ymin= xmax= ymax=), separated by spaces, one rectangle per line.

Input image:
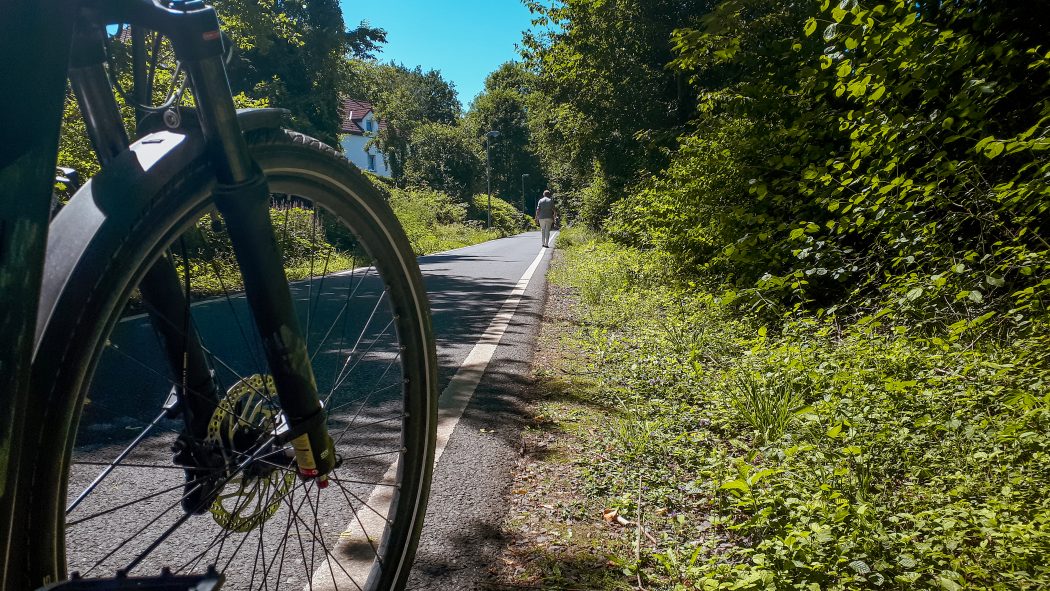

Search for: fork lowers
xmin=187 ymin=52 xmax=338 ymax=479
xmin=210 ymin=173 xmax=337 ymax=480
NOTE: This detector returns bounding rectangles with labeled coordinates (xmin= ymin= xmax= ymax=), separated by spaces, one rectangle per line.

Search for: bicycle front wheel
xmin=28 ymin=128 xmax=437 ymax=590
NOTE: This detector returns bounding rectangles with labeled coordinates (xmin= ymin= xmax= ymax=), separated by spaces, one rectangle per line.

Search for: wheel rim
xmin=61 ymin=171 xmax=428 ymax=590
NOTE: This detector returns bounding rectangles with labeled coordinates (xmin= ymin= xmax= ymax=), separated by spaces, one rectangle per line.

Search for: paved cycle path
xmin=407 ymin=231 xmax=554 ymax=589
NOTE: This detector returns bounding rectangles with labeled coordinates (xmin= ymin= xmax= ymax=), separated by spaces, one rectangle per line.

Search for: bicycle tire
xmin=25 ymin=127 xmax=437 ymax=591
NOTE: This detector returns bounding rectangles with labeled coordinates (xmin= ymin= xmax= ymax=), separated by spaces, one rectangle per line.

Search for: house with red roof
xmin=339 ymin=98 xmax=391 ymax=178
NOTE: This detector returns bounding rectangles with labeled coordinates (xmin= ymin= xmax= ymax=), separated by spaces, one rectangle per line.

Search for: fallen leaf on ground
xmin=602 ymin=508 xmax=631 ymax=526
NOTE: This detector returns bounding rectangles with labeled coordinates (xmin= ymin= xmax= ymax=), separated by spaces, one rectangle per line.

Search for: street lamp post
xmin=484 ymin=130 xmax=500 ymax=229
xmin=521 ymin=173 xmax=530 ymax=217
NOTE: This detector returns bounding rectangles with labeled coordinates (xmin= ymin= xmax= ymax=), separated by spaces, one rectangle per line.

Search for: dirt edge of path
xmin=483 ymin=252 xmax=635 ymax=591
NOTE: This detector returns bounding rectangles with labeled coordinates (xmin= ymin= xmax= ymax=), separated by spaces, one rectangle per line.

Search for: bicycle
xmin=0 ymin=1 xmax=437 ymax=589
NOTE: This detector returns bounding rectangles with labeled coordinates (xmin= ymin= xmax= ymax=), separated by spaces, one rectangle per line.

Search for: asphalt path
xmin=65 ymin=230 xmax=553 ymax=589
xmin=408 ymin=231 xmax=552 ymax=590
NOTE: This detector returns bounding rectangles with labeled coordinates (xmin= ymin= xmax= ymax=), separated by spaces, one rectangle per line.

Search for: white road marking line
xmin=310 ymin=240 xmax=552 ymax=590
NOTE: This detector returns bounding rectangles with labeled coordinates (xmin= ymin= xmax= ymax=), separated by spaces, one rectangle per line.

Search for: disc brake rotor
xmin=206 ymin=374 xmax=295 ymax=532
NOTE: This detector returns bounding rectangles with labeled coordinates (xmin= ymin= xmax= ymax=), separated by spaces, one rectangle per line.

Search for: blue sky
xmin=340 ymin=0 xmax=536 ymax=109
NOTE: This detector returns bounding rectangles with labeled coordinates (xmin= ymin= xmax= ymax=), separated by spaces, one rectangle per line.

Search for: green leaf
xmin=750 ymin=468 xmax=776 ymax=484
xmin=982 ymin=141 xmax=1005 ymax=159
xmin=720 ymin=479 xmax=750 ymax=492
xmin=827 ymin=423 xmax=844 ymax=438
xmin=832 ymin=7 xmax=847 ymax=22
xmin=886 ymin=379 xmax=918 ymax=392
xmin=804 ymin=17 xmax=818 ymax=37
xmin=849 ymin=559 xmax=871 ymax=574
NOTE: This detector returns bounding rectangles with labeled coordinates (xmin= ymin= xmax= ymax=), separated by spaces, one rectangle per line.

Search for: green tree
xmin=609 ymin=0 xmax=827 ymax=285
xmin=217 ymin=0 xmax=386 ymax=145
xmin=611 ymin=0 xmax=1049 ymax=333
xmin=402 ymin=122 xmax=481 ymax=202
xmin=344 ymin=60 xmax=461 ymax=180
xmin=521 ymin=0 xmax=713 ymax=226
xmin=465 ymin=62 xmax=545 ymax=215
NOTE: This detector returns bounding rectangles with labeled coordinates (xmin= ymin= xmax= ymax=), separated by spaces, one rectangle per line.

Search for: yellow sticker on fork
xmin=291 ymin=433 xmax=318 ymax=478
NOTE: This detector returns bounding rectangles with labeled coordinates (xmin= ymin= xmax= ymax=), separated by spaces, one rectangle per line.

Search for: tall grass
xmin=729 ymin=371 xmax=806 ymax=445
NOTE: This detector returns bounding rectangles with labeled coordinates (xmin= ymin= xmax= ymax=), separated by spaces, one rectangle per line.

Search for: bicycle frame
xmin=1 ymin=2 xmax=79 ymax=588
xmin=1 ymin=1 xmax=337 ymax=587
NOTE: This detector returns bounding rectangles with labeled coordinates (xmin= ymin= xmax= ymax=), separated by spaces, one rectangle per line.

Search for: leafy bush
xmin=576 ymin=162 xmax=613 ymax=230
xmin=553 ymin=225 xmax=597 ymax=250
xmin=549 ymin=239 xmax=637 ymax=308
xmin=361 ymin=170 xmax=395 ymax=198
xmin=468 ymin=192 xmax=533 ymax=236
xmin=608 ymin=0 xmax=1049 ymax=338
xmin=390 ymin=188 xmax=498 ymax=254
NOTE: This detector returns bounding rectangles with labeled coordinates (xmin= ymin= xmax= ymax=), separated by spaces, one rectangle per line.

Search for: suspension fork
xmin=69 ymin=21 xmax=220 ymax=436
xmin=182 ymin=54 xmax=336 ymax=478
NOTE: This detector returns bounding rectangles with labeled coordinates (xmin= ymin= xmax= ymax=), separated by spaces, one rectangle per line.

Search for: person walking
xmin=535 ymin=189 xmax=557 ymax=248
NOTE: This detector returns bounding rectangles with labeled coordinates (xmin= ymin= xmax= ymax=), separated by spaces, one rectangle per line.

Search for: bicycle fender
xmin=34 ymin=108 xmax=288 ymax=352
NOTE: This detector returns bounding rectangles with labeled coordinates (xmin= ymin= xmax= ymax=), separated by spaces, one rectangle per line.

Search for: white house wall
xmin=339 ymin=113 xmax=391 ymax=177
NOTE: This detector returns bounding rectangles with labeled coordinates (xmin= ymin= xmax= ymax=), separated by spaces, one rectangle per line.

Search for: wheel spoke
xmin=325 ymin=293 xmax=390 ymax=406
xmin=67 ymin=478 xmax=199 ymax=528
xmin=83 ymin=479 xmax=204 ymax=576
xmin=284 ymin=484 xmax=363 ymax=591
xmin=308 ymin=260 xmax=372 ymax=363
xmin=67 ymin=408 xmax=171 ymax=514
